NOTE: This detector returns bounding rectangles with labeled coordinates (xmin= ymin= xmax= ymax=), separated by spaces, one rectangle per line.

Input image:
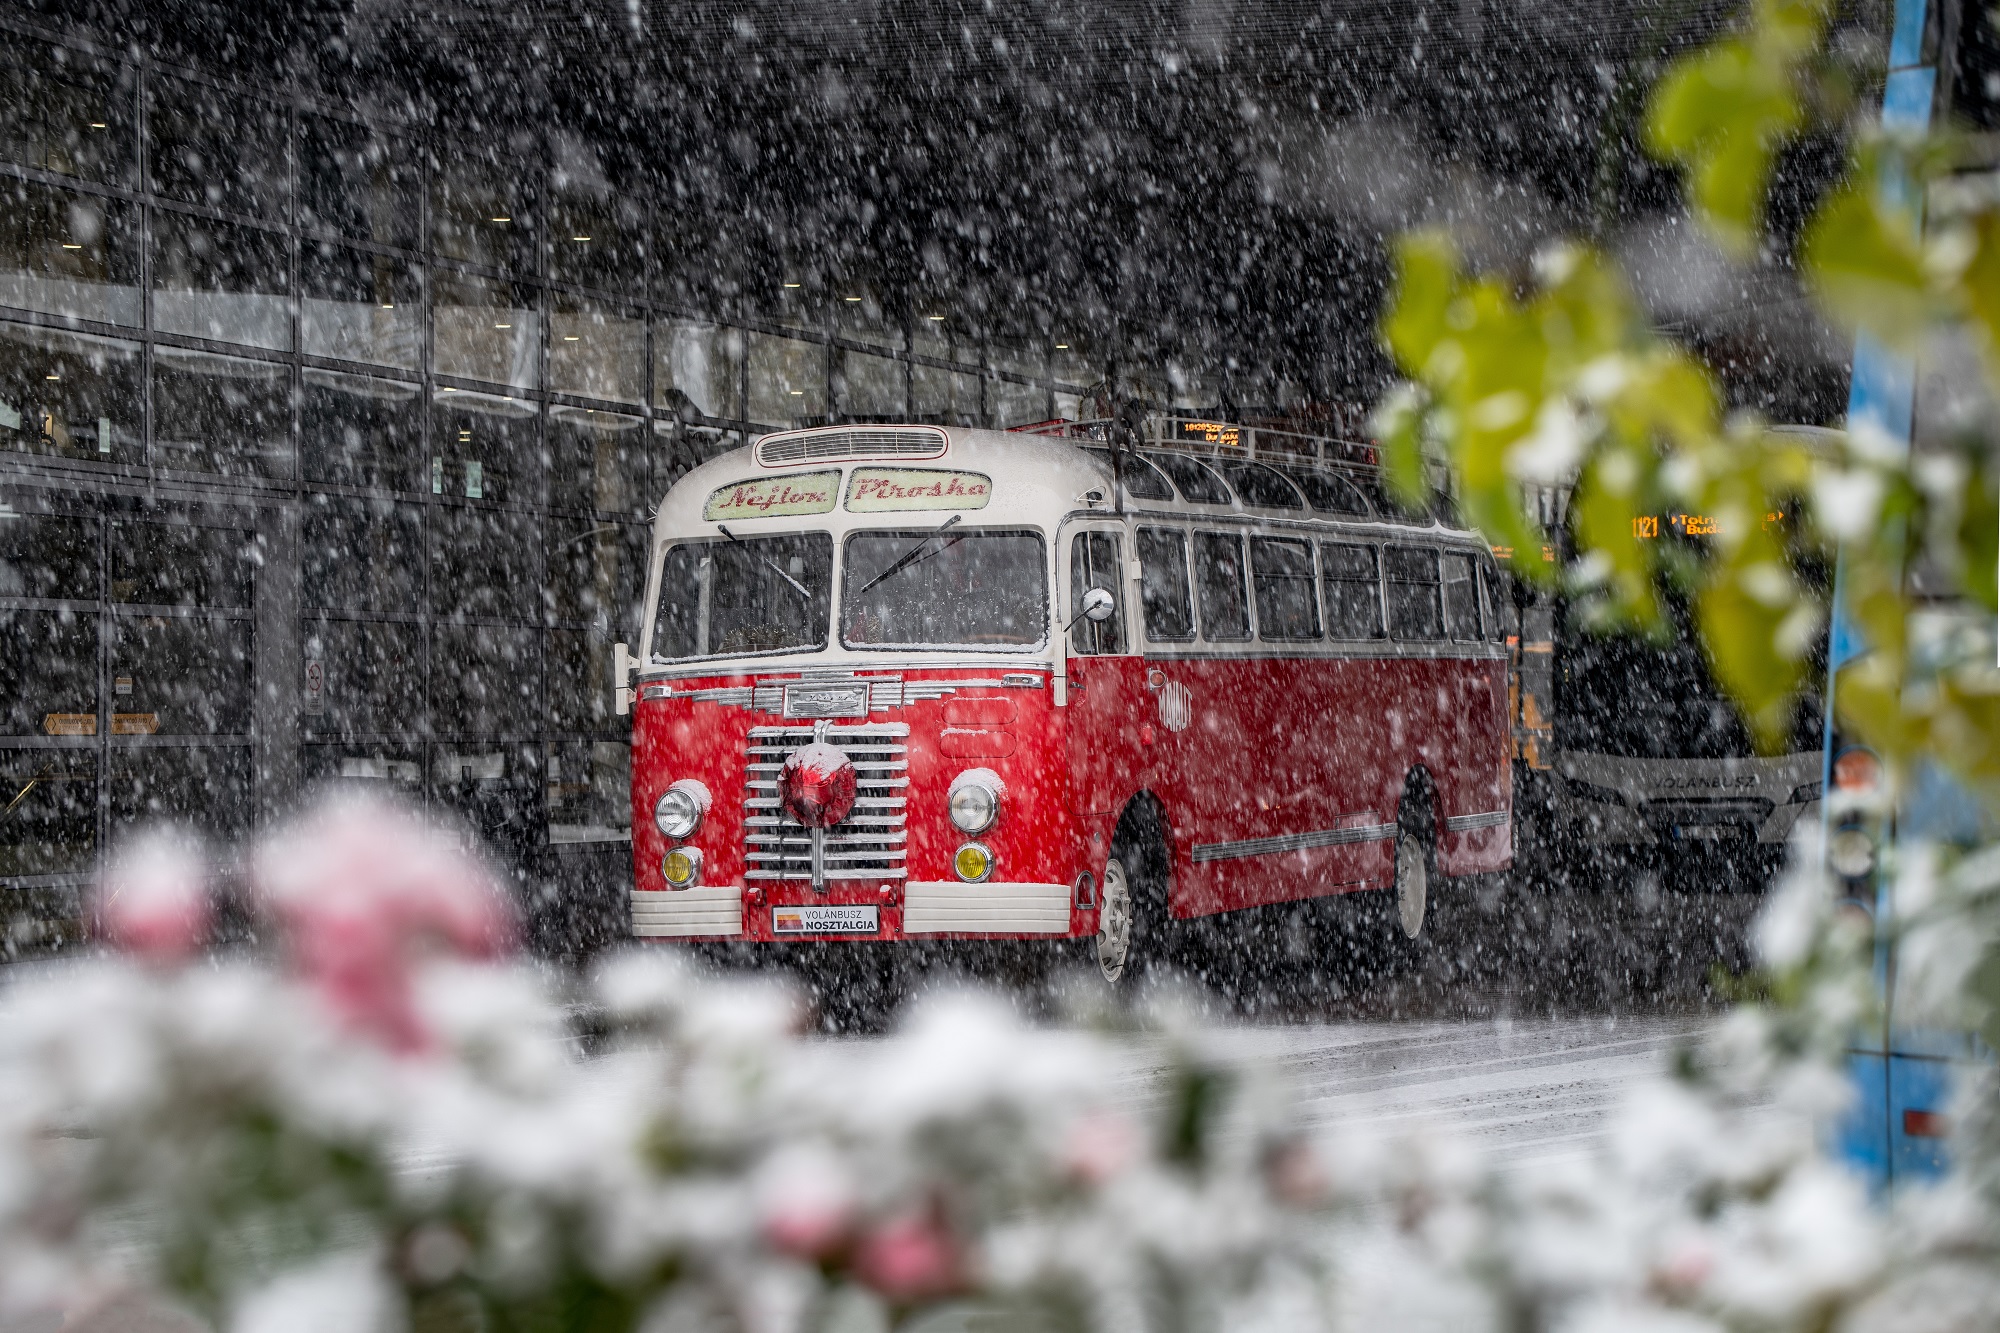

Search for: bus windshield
xmin=841 ymin=528 xmax=1047 ymax=649
xmin=1554 ymin=596 xmax=1822 ymax=759
xmin=653 ymin=532 xmax=833 ymax=660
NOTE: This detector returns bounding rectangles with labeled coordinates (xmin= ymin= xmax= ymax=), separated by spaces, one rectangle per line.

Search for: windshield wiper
xmin=716 ymin=525 xmax=813 ymax=601
xmin=854 ymin=514 xmax=964 ymax=597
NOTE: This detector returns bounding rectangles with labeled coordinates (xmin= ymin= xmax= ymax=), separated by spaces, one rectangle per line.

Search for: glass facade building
xmin=0 ymin=18 xmax=1091 ymax=951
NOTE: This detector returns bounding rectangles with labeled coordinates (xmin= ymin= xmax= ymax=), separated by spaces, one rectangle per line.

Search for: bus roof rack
xmin=1010 ymin=412 xmax=1380 ymax=470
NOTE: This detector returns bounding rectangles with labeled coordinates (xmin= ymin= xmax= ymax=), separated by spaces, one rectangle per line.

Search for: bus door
xmin=1061 ymin=522 xmax=1146 ymax=817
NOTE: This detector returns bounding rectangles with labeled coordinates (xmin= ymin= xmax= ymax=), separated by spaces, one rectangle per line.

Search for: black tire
xmin=1096 ymin=817 xmax=1171 ymax=987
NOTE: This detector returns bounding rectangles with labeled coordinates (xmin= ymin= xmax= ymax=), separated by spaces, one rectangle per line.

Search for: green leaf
xmin=1801 ymin=179 xmax=1937 ymax=348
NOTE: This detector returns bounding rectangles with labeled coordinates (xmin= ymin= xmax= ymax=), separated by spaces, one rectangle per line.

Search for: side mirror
xmin=612 ymin=641 xmax=632 ymax=716
xmin=1081 ymin=587 xmax=1116 ymax=623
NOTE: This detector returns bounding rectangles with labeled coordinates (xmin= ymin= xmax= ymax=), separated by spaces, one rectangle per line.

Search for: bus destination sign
xmin=845 ymin=468 xmax=993 ymax=512
xmin=1173 ymin=420 xmax=1242 ymax=448
xmin=703 ymin=471 xmax=840 ymax=521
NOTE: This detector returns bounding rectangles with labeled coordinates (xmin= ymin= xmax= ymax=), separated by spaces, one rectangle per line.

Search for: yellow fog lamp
xmin=661 ymin=847 xmax=703 ymax=889
xmin=953 ymin=842 xmax=993 ymax=883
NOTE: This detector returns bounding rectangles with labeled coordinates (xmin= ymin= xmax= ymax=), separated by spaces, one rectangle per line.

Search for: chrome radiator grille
xmin=743 ymin=723 xmax=909 ymax=882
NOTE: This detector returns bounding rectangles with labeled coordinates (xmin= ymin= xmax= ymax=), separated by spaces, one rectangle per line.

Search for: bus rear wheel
xmin=1393 ymin=788 xmax=1438 ymax=943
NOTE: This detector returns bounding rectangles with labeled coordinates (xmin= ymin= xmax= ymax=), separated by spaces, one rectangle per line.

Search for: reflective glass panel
xmin=430 ymin=389 xmax=540 ymax=505
xmin=1136 ymin=526 xmax=1194 ymax=641
xmin=151 ymin=211 xmax=291 ymax=351
xmin=1384 ymin=546 xmax=1444 ymax=640
xmin=110 ymin=521 xmax=253 ymax=609
xmin=546 ymin=737 xmax=630 ymax=843
xmin=1321 ymin=543 xmax=1384 ymax=639
xmin=433 ymin=272 xmax=539 ymax=388
xmin=0 ymin=610 xmax=95 ymax=736
xmin=989 ymin=376 xmax=1049 ymax=429
xmin=108 ymin=614 xmax=252 ymax=735
xmin=431 ymin=625 xmax=542 ymax=738
xmin=655 ymin=318 xmax=742 ymax=420
xmin=152 ymin=348 xmax=293 ymax=478
xmin=430 ymin=505 xmax=540 ymax=622
xmin=301 ymin=370 xmax=423 ymax=492
xmin=548 ymin=187 xmax=645 ymax=292
xmin=431 ymin=154 xmax=536 ymax=271
xmin=1443 ymin=552 xmax=1481 ymax=641
xmin=833 ymin=347 xmax=905 ymax=420
xmin=301 ymin=243 xmax=421 ymax=369
xmin=910 ymin=362 xmax=980 ymax=427
xmin=0 ymin=180 xmax=140 ymax=325
xmin=0 ymin=748 xmax=95 ymax=875
xmin=653 ymin=534 xmax=832 ymax=660
xmin=550 ymin=294 xmax=644 ymax=403
xmin=842 ymin=529 xmax=1047 ymax=649
xmin=1193 ymin=530 xmax=1249 ymax=640
xmin=547 ymin=516 xmax=646 ymax=632
xmin=548 ymin=628 xmax=621 ymax=735
xmin=0 ymin=324 xmax=142 ymax=464
xmin=147 ymin=75 xmax=288 ymax=219
xmin=1251 ymin=537 xmax=1320 ymax=640
xmin=302 ymin=497 xmax=423 ymax=613
xmin=746 ymin=332 xmax=826 ymax=426
xmin=1068 ymin=531 xmax=1125 ymax=655
xmin=303 ymin=618 xmax=424 ymax=739
xmin=649 ymin=419 xmax=739 ymax=494
xmin=0 ymin=39 xmax=134 ymax=185
xmin=0 ymin=513 xmax=97 ymax=601
xmin=109 ymin=746 xmax=253 ymax=840
xmin=300 ymin=114 xmax=419 ymax=248
xmin=549 ymin=407 xmax=645 ymax=515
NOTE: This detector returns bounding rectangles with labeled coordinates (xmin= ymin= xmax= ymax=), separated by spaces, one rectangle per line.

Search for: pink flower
xmin=256 ymin=793 xmax=518 ymax=1054
xmin=853 ymin=1209 xmax=963 ymax=1303
xmin=93 ymin=832 xmax=210 ymax=964
xmin=1061 ymin=1110 xmax=1138 ymax=1186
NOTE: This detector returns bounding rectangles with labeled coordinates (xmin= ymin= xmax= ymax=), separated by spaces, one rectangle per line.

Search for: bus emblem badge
xmin=783 ymin=683 xmax=869 ymax=718
xmin=1159 ymin=682 xmax=1193 ymax=733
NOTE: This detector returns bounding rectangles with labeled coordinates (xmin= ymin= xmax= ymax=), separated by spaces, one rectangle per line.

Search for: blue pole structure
xmin=1826 ymin=0 xmax=1944 ymax=1193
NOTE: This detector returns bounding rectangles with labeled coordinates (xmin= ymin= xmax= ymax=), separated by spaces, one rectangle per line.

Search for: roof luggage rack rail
xmin=1014 ymin=413 xmax=1378 ymax=469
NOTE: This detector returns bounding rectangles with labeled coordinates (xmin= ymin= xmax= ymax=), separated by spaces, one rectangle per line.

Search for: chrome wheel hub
xmin=1395 ymin=833 xmax=1428 ymax=940
xmin=1097 ymin=857 xmax=1133 ymax=983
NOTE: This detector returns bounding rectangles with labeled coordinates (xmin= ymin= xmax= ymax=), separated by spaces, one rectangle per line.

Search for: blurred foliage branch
xmin=1375 ymin=0 xmax=1999 ymax=799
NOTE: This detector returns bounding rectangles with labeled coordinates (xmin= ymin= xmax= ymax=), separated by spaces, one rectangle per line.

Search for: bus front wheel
xmin=1096 ymin=855 xmax=1136 ymax=983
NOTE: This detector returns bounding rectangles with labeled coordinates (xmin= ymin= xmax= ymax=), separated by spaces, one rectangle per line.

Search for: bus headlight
xmin=954 ymin=842 xmax=993 ymax=882
xmin=947 ymin=768 xmax=1004 ymax=834
xmin=661 ymin=847 xmax=703 ymax=889
xmin=655 ymin=779 xmax=711 ymax=839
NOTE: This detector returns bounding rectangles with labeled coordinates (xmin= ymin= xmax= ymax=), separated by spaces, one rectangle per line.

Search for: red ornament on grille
xmin=780 ymin=742 xmax=858 ymax=828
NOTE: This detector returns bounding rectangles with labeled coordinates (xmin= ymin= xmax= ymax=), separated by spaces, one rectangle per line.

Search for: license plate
xmin=772 ymin=904 xmax=880 ymax=935
xmin=1674 ymin=825 xmax=1733 ymax=841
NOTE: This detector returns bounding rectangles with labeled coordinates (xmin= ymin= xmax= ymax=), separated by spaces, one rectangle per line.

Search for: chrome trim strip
xmin=1444 ymin=809 xmax=1510 ymax=832
xmin=1140 ymin=643 xmax=1507 ymax=662
xmin=1191 ymin=821 xmax=1395 ymax=863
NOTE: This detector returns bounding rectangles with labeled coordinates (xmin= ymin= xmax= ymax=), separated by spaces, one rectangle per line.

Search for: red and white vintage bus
xmin=614 ymin=417 xmax=1513 ymax=982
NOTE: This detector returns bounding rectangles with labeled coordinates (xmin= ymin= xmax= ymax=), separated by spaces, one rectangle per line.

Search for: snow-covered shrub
xmin=4 ymin=795 xmax=1996 ymax=1333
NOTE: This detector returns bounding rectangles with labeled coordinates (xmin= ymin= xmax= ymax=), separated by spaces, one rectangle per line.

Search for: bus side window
xmin=1070 ymin=530 xmax=1126 ymax=655
xmin=1137 ymin=526 xmax=1195 ymax=641
xmin=1384 ymin=546 xmax=1444 ymax=641
xmin=1442 ymin=552 xmax=1481 ymax=641
xmin=1478 ymin=557 xmax=1511 ymax=643
xmin=1193 ymin=530 xmax=1251 ymax=641
xmin=1250 ymin=536 xmax=1321 ymax=640
xmin=1321 ymin=542 xmax=1383 ymax=639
